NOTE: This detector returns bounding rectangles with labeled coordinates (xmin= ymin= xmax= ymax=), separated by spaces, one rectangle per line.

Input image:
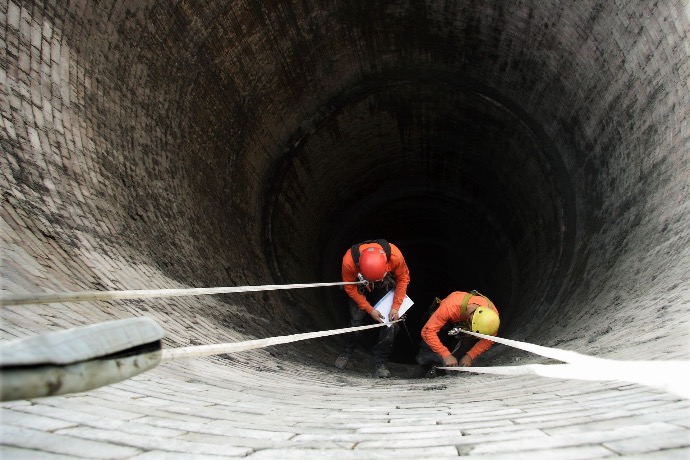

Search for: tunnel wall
xmin=0 ymin=0 xmax=689 ymax=456
xmin=1 ymin=0 xmax=307 ymax=341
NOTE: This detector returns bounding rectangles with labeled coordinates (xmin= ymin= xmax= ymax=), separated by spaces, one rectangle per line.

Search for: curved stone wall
xmin=1 ymin=1 xmax=688 ymax=457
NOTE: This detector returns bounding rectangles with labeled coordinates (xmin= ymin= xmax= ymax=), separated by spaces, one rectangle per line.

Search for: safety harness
xmin=448 ymin=290 xmax=496 ymax=336
xmin=350 ymin=239 xmax=391 ymax=267
xmin=440 ymin=290 xmax=494 ymax=357
xmin=459 ymin=290 xmax=495 ymax=318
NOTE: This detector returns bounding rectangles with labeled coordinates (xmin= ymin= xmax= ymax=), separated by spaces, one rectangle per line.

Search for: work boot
xmin=411 ymin=364 xmax=431 ymax=379
xmin=334 ymin=353 xmax=351 ymax=369
xmin=373 ymin=362 xmax=391 ymax=378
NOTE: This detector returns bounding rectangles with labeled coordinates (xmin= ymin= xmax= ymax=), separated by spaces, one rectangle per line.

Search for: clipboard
xmin=373 ymin=290 xmax=414 ymax=327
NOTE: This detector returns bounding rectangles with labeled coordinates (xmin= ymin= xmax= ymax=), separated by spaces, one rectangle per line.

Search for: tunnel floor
xmin=3 ymin=332 xmax=690 ymax=458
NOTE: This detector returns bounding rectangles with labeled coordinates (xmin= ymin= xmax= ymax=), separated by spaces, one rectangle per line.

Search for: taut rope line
xmin=438 ymin=330 xmax=690 ymax=399
xmin=161 ymin=321 xmax=400 ymax=361
xmin=0 ymin=281 xmax=365 ymax=307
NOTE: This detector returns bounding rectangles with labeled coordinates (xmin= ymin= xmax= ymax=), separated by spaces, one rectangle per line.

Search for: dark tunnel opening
xmin=263 ymin=74 xmax=574 ymax=365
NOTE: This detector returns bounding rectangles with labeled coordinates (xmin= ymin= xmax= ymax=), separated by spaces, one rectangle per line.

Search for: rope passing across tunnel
xmin=0 ymin=314 xmax=397 ymax=402
xmin=0 ymin=281 xmax=366 ymax=307
xmin=439 ymin=330 xmax=690 ymax=400
xmin=0 ymin=280 xmax=386 ymax=401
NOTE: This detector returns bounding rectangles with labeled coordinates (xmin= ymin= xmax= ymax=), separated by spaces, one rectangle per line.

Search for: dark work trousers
xmin=341 ymin=281 xmax=399 ymax=365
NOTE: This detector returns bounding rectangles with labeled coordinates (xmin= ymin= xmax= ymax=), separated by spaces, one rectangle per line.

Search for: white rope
xmin=161 ymin=320 xmax=400 ymax=361
xmin=454 ymin=329 xmax=602 ymax=365
xmin=0 ymin=281 xmax=364 ymax=307
xmin=438 ymin=330 xmax=690 ymax=399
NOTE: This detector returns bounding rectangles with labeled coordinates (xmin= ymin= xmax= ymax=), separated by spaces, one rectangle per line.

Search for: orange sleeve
xmin=420 ymin=292 xmax=465 ymax=359
xmin=388 ymin=243 xmax=410 ymax=311
xmin=341 ymin=249 xmax=373 ymax=313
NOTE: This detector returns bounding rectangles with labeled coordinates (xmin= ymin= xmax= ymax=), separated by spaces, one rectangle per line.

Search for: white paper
xmin=373 ymin=290 xmax=414 ymax=327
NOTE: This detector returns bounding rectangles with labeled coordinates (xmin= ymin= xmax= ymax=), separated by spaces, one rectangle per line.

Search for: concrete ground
xmin=2 ymin=345 xmax=689 ymax=459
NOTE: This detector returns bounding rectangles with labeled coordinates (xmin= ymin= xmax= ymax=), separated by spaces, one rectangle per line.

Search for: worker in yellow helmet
xmin=414 ymin=291 xmax=499 ymax=377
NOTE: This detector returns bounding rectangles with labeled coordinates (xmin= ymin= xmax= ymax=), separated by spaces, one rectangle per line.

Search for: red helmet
xmin=359 ymin=247 xmax=389 ymax=282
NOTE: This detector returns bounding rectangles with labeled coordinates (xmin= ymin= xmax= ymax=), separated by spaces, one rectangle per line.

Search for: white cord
xmin=0 ymin=281 xmax=364 ymax=307
xmin=438 ymin=330 xmax=690 ymax=399
xmin=161 ymin=320 xmax=400 ymax=361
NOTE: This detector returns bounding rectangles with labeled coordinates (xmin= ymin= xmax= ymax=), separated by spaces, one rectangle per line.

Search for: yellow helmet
xmin=471 ymin=307 xmax=500 ymax=335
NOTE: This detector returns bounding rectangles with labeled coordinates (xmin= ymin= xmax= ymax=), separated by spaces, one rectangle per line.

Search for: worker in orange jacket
xmin=415 ymin=291 xmax=500 ymax=377
xmin=335 ymin=239 xmax=410 ymax=378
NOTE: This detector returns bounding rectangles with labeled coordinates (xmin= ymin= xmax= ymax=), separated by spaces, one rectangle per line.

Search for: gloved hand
xmin=443 ymin=354 xmax=458 ymax=367
xmin=369 ymin=309 xmax=384 ymax=323
xmin=459 ymin=354 xmax=473 ymax=367
xmin=389 ymin=309 xmax=399 ymax=322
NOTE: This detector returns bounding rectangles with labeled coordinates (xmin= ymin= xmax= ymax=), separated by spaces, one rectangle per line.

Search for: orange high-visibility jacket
xmin=421 ymin=291 xmax=499 ymax=361
xmin=341 ymin=242 xmax=410 ymax=314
